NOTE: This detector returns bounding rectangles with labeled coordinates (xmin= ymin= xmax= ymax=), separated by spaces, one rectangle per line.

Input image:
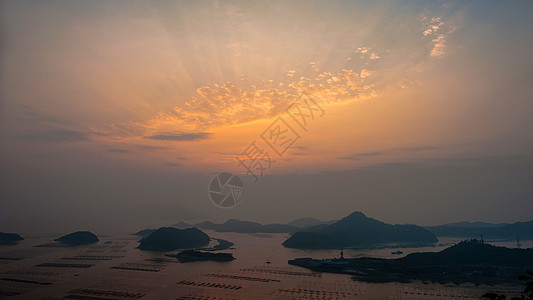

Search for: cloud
xmin=17 ymin=129 xmax=88 ymax=143
xmin=135 ymin=145 xmax=169 ymax=151
xmin=355 ymin=47 xmax=369 ymax=54
xmin=358 ymin=161 xmax=421 ymax=170
xmin=288 ymin=145 xmax=309 ymax=156
xmin=356 ymin=151 xmax=384 ymax=156
xmin=309 ymin=62 xmax=319 ymax=72
xmin=145 ymin=132 xmax=211 ymax=141
xmin=338 ymin=151 xmax=384 ymax=160
xmin=403 ymin=146 xmax=440 ymax=152
xmin=108 ymin=148 xmax=130 ymax=153
xmin=94 ymin=69 xmax=376 ymax=140
xmin=353 ymin=47 xmax=380 ymax=61
xmin=421 ymin=16 xmax=456 ymax=57
xmin=17 ymin=106 xmax=77 ymax=126
xmin=369 ymin=53 xmax=380 ymax=60
xmin=431 ymin=34 xmax=446 ymax=57
xmin=338 ymin=155 xmax=359 ymax=161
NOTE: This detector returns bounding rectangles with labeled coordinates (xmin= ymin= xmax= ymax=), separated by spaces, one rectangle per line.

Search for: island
xmin=137 ymin=227 xmax=210 ymax=251
xmin=283 ymin=211 xmax=437 ymax=249
xmin=289 ymin=239 xmax=533 ymax=285
xmin=0 ymin=232 xmax=24 ymax=244
xmin=167 ymin=250 xmax=235 ymax=262
xmin=54 ymin=231 xmax=99 ymax=246
xmin=0 ymin=232 xmax=24 ymax=242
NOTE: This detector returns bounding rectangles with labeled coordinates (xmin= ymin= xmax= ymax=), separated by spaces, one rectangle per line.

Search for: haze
xmin=1 ymin=0 xmax=532 ymax=234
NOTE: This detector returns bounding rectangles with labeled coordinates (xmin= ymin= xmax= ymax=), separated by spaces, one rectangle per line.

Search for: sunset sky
xmin=1 ymin=0 xmax=532 ymax=233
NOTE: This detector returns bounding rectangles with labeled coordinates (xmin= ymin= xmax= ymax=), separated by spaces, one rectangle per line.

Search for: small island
xmin=167 ymin=250 xmax=235 ymax=262
xmin=54 ymin=231 xmax=99 ymax=246
xmin=0 ymin=232 xmax=24 ymax=243
xmin=138 ymin=227 xmax=210 ymax=251
xmin=289 ymin=239 xmax=533 ymax=285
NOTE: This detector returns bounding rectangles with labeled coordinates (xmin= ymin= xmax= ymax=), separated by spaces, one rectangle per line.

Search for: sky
xmin=1 ymin=0 xmax=532 ymax=234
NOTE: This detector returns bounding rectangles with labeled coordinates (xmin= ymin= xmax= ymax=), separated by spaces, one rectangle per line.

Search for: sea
xmin=0 ymin=231 xmax=530 ymax=299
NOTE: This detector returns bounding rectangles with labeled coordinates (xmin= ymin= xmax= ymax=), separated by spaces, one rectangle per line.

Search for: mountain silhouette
xmin=283 ymin=211 xmax=437 ymax=249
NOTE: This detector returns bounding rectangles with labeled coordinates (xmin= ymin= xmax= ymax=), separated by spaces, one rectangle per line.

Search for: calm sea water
xmin=0 ymin=231 xmax=528 ymax=299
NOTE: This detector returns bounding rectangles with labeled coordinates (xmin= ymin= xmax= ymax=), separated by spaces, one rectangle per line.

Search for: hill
xmin=283 ymin=211 xmax=437 ymax=249
xmin=138 ymin=227 xmax=210 ymax=251
xmin=55 ymin=231 xmax=98 ymax=246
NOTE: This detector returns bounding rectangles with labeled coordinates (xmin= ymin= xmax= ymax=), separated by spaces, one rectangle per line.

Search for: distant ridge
xmin=288 ymin=217 xmax=333 ymax=228
xmin=440 ymin=221 xmax=508 ymax=228
xmin=425 ymin=220 xmax=533 ymax=239
xmin=172 ymin=221 xmax=192 ymax=229
xmin=283 ymin=211 xmax=437 ymax=249
xmin=195 ymin=219 xmax=298 ymax=233
xmin=132 ymin=229 xmax=156 ymax=237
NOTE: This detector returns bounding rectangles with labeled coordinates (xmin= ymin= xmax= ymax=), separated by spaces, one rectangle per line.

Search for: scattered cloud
xmin=422 ymin=16 xmax=456 ymax=57
xmin=309 ymin=61 xmax=319 ymax=72
xmin=353 ymin=47 xmax=381 ymax=61
xmin=360 ymin=69 xmax=371 ymax=78
xmin=94 ymin=69 xmax=376 ymax=140
xmin=145 ymin=132 xmax=212 ymax=141
xmin=355 ymin=47 xmax=369 ymax=54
